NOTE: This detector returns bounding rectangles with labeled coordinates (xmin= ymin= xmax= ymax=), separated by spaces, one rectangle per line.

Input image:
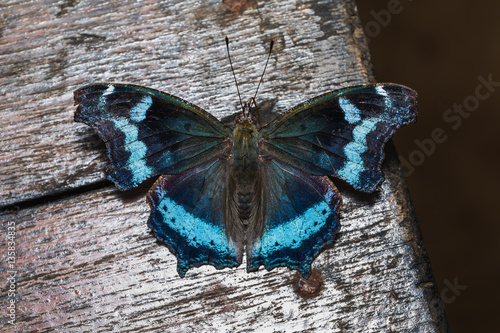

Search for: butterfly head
xmin=238 ymin=97 xmax=263 ymax=128
xmin=235 ymin=107 xmax=258 ymax=129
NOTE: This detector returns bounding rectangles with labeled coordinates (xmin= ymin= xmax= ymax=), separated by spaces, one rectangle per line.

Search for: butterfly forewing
xmin=74 ymin=84 xmax=232 ymax=190
xmin=259 ymin=83 xmax=417 ymax=192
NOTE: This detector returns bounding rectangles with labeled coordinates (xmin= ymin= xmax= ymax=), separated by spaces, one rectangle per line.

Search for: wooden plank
xmin=0 ymin=0 xmax=372 ymax=207
xmin=0 ymin=151 xmax=447 ymax=332
xmin=0 ymin=0 xmax=448 ymax=331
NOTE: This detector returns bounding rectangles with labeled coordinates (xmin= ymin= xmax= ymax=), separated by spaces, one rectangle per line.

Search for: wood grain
xmin=0 ymin=0 xmax=372 ymax=207
xmin=1 ymin=152 xmax=447 ymax=332
xmin=0 ymin=0 xmax=448 ymax=332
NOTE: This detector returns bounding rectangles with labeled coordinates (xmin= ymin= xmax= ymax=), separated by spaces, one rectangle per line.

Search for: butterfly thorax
xmin=231 ymin=116 xmax=260 ymax=225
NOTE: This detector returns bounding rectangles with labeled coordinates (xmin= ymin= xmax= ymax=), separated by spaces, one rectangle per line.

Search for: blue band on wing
xmin=260 ymin=83 xmax=417 ymax=192
xmin=74 ymin=84 xmax=232 ymax=190
xmin=339 ymin=96 xmax=361 ymax=124
xmin=336 ymin=118 xmax=379 ymax=188
xmin=149 ymin=192 xmax=239 ymax=277
xmin=147 ymin=159 xmax=241 ymax=277
xmin=248 ymin=160 xmax=341 ymax=277
xmin=130 ymin=95 xmax=153 ymax=122
xmin=109 ymin=117 xmax=153 ymax=185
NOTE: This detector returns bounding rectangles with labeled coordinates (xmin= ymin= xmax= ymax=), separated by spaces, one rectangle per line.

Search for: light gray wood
xmin=0 ymin=0 xmax=372 ymax=207
xmin=0 ymin=152 xmax=446 ymax=332
xmin=0 ymin=0 xmax=448 ymax=332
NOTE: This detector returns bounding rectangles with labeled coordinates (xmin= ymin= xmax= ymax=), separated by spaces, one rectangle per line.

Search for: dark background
xmin=357 ymin=1 xmax=499 ymax=332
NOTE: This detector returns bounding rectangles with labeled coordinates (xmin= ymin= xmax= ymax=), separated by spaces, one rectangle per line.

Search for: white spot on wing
xmin=376 ymin=85 xmax=393 ymax=109
xmin=375 ymin=85 xmax=388 ymax=97
xmin=103 ymin=85 xmax=115 ymax=96
xmin=98 ymin=85 xmax=115 ymax=108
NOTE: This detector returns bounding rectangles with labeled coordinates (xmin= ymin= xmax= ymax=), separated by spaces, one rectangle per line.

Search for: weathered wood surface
xmin=0 ymin=0 xmax=448 ymax=332
xmin=1 ymin=153 xmax=446 ymax=332
xmin=0 ymin=0 xmax=374 ymax=207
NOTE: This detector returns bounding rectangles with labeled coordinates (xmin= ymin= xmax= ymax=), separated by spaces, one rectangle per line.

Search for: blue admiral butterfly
xmin=74 ymin=44 xmax=417 ymax=278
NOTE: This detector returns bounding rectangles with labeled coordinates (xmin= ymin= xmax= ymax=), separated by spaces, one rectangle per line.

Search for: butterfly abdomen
xmin=231 ymin=118 xmax=261 ymax=225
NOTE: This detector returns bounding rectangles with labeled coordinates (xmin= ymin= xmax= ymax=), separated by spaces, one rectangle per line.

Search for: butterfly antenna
xmin=252 ymin=38 xmax=274 ymax=103
xmin=225 ymin=36 xmax=245 ymax=115
xmin=249 ymin=97 xmax=263 ymax=128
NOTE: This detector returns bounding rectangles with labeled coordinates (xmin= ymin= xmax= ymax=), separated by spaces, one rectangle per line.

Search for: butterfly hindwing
xmin=259 ymin=83 xmax=417 ymax=192
xmin=147 ymin=158 xmax=242 ymax=277
xmin=247 ymin=159 xmax=342 ymax=277
xmin=74 ymin=84 xmax=232 ymax=190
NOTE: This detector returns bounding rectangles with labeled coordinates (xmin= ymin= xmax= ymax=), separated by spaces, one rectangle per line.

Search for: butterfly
xmin=74 ymin=46 xmax=417 ymax=278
